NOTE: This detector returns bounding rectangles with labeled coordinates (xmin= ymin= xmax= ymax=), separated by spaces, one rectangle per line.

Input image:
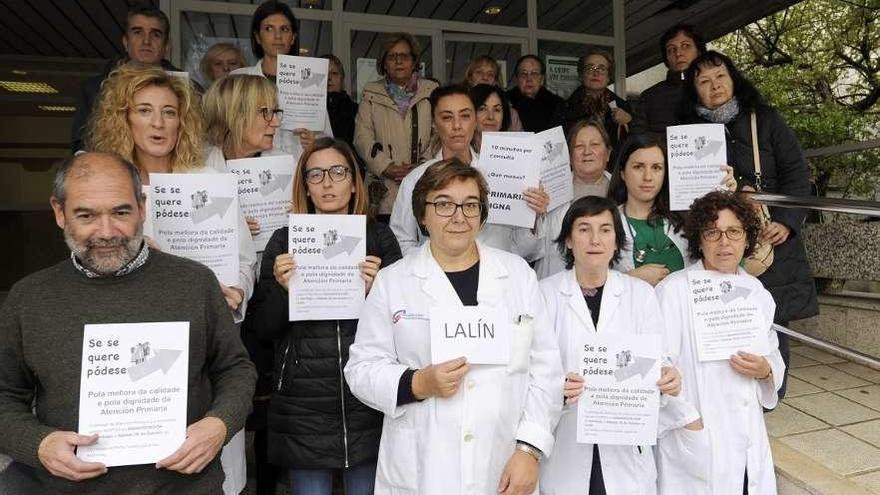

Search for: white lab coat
xmin=389 ymin=149 xmax=544 ymax=261
xmin=230 ymin=60 xmax=334 ymax=159
xmin=344 ymin=241 xmax=564 ymax=495
xmin=538 ymin=269 xmax=699 ymax=495
xmin=654 ymin=262 xmax=784 ymax=495
xmin=613 ymin=206 xmax=690 ymax=274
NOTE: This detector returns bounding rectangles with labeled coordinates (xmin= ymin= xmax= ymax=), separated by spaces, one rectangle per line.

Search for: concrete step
xmin=773 ymin=424 xmax=880 ymax=494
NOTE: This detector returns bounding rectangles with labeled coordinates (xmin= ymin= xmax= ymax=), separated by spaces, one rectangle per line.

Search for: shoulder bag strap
xmin=750 ymin=111 xmax=762 ymax=191
xmin=410 ymin=103 xmax=420 ymax=165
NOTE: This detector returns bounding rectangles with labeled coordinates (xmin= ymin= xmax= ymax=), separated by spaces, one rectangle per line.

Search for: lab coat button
xmin=464 ymin=433 xmax=474 ymax=442
xmin=467 ymin=380 xmax=475 ymax=390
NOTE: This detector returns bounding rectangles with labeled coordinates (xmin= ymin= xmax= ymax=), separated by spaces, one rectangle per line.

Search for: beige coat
xmin=354 ymin=78 xmax=438 ymax=214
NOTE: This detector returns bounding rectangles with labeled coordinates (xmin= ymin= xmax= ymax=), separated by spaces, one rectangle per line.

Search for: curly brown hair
xmin=86 ymin=64 xmax=203 ymax=172
xmin=683 ymin=191 xmax=762 ymax=261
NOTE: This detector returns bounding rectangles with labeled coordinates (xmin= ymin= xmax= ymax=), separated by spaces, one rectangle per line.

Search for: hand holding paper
xmin=563 ymin=372 xmax=586 ymax=405
xmin=39 ymin=432 xmax=106 ymax=481
xmin=156 ymin=416 xmax=226 ymax=474
xmin=657 ymin=366 xmax=681 ymax=396
xmin=274 ymin=253 xmax=296 ymax=290
xmin=729 ymin=351 xmax=772 ymax=379
xmin=523 ymin=186 xmax=550 ymax=215
xmin=412 ymin=357 xmax=470 ymax=399
xmin=359 ymin=255 xmax=382 ymax=294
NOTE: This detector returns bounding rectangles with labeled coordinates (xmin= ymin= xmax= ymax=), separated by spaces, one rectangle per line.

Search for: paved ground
xmin=770 ymin=340 xmax=880 ymax=494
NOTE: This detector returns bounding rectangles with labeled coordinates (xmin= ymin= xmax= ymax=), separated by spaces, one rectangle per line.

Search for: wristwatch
xmin=515 ymin=441 xmax=544 ymax=463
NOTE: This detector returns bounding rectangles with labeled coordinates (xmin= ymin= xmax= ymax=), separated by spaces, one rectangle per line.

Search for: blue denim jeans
xmin=289 ymin=461 xmax=376 ymax=495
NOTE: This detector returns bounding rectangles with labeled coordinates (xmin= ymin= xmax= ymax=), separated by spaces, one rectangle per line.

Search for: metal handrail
xmin=749 ymin=192 xmax=880 ymax=217
xmin=774 ymin=324 xmax=880 ymax=370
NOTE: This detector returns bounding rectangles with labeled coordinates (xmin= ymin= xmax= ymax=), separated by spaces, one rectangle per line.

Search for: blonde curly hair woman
xmin=86 ymin=63 xmax=203 ymax=178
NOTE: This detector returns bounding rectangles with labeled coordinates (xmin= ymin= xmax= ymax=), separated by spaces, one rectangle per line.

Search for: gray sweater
xmin=0 ymin=249 xmax=256 ymax=494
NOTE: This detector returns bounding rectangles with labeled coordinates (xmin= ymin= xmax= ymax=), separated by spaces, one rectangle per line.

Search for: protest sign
xmin=226 ymin=155 xmax=295 ymax=251
xmin=276 ymin=55 xmax=328 ymax=131
xmin=288 ymin=214 xmax=366 ymax=320
xmin=77 ymin=322 xmax=189 ymax=466
xmin=577 ymin=333 xmax=661 ymax=446
xmin=149 ymin=173 xmax=239 ymax=285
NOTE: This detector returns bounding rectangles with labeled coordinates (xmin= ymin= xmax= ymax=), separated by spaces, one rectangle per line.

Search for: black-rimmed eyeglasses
xmin=258 ymin=107 xmax=283 ymax=122
xmin=425 ymin=200 xmax=482 ymax=218
xmin=701 ymin=227 xmax=746 ymax=242
xmin=304 ymin=165 xmax=350 ymax=184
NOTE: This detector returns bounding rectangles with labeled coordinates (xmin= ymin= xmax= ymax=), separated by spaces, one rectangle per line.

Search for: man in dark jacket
xmin=506 ymin=55 xmax=564 ymax=133
xmin=70 ymin=5 xmax=184 ymax=153
xmin=631 ymin=24 xmax=706 ymax=139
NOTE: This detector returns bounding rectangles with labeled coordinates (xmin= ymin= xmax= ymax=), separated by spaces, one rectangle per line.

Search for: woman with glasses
xmin=507 ymin=55 xmax=563 ymax=133
xmin=232 ymin=1 xmax=329 ymax=160
xmin=203 ymin=74 xmax=287 ymax=240
xmin=554 ymin=46 xmax=633 ymax=163
xmin=680 ymin=51 xmax=818 ymax=400
xmin=654 ymin=191 xmax=784 ymax=495
xmin=345 ymin=158 xmax=563 ymax=495
xmin=390 ymin=84 xmax=548 ymax=261
xmin=608 ymin=134 xmax=736 ymax=286
xmin=248 ymin=137 xmax=401 ymax=495
xmin=88 ymin=64 xmax=257 ymax=495
xmin=355 ymin=32 xmax=438 ymax=222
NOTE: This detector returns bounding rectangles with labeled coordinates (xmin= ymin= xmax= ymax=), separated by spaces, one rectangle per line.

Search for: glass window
xmin=444 ymin=40 xmax=522 ymax=89
xmin=537 ymin=0 xmax=613 ymax=36
xmin=345 ymin=0 xmax=527 ymax=27
xmin=180 ymin=11 xmax=331 ymax=87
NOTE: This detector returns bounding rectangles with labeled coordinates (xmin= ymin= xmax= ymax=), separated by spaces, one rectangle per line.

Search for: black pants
xmin=589 ymin=444 xmax=607 ymax=495
xmin=777 ymin=323 xmax=790 ymax=400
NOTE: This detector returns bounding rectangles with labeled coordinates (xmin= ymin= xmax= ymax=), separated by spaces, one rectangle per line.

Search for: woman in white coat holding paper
xmin=538 ymin=196 xmax=696 ymax=495
xmin=389 ymin=84 xmax=548 ymax=261
xmin=346 ymin=159 xmax=564 ymax=495
xmin=654 ymin=191 xmax=784 ymax=495
xmin=231 ymin=1 xmax=332 ymax=158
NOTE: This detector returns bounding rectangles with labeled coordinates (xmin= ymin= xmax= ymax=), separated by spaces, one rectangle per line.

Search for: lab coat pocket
xmin=676 ymin=426 xmax=712 ymax=481
xmin=507 ymin=314 xmax=534 ymax=374
xmin=377 ymin=425 xmax=418 ymax=491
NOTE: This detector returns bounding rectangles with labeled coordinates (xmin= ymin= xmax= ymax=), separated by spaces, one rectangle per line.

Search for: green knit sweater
xmin=0 ymin=249 xmax=256 ymax=494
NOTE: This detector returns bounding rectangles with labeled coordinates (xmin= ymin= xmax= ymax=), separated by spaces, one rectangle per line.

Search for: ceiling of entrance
xmin=0 ymin=0 xmax=800 ymax=119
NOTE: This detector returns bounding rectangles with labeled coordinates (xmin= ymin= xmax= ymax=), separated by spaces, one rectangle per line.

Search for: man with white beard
xmin=0 ymin=152 xmax=256 ymax=494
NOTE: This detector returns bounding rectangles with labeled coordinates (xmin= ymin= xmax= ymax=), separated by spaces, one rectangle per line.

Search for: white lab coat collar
xmin=686 ymin=258 xmax=749 ymax=277
xmin=431 ymin=147 xmax=479 ymax=164
xmin=411 ymin=240 xmax=508 ymax=308
xmin=557 ymin=268 xmax=624 ymax=333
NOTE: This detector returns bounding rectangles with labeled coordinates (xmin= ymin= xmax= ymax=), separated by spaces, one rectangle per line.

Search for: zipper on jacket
xmin=276 ymin=337 xmax=292 ymax=391
xmin=336 ymin=321 xmax=351 ymax=468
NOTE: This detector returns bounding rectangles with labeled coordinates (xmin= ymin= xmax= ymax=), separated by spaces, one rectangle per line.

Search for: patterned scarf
xmin=581 ymin=89 xmax=610 ymax=120
xmin=385 ymin=73 xmax=419 ymax=117
xmin=696 ymin=96 xmax=741 ymax=124
xmin=71 ymin=241 xmax=149 ymax=279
